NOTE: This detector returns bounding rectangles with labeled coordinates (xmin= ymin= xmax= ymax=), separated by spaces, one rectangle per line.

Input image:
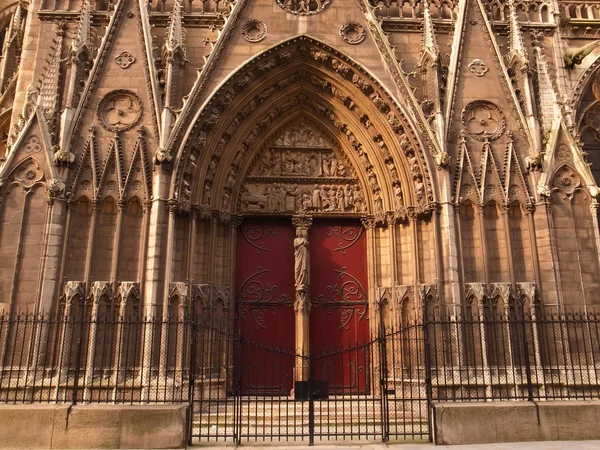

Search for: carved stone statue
xmin=294 ymin=229 xmax=310 ymax=288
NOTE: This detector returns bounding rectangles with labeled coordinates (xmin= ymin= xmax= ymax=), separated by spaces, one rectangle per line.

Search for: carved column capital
xmin=360 ymin=214 xmax=376 ymax=229
xmin=292 ymin=215 xmax=312 ymax=231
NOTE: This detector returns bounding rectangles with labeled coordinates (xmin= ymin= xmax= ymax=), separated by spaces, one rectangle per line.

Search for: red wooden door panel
xmin=309 ymin=220 xmax=370 ymax=394
xmin=235 ymin=219 xmax=295 ymax=395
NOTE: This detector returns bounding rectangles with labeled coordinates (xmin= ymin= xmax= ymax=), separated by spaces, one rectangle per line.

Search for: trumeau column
xmin=292 ymin=216 xmax=312 ymax=382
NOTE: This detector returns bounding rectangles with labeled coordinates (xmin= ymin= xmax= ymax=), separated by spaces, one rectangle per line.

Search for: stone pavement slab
xmin=188 ymin=440 xmax=600 ymax=449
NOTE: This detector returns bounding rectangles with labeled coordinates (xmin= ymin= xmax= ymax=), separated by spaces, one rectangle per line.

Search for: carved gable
xmin=238 ymin=120 xmax=365 ymax=215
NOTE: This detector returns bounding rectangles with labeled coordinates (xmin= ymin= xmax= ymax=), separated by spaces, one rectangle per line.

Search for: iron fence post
xmin=378 ymin=302 xmax=389 ymax=442
xmin=71 ymin=302 xmax=86 ymax=405
xmin=187 ymin=306 xmax=197 ymax=445
xmin=519 ymin=295 xmax=534 ymax=401
xmin=308 ymin=347 xmax=314 ymax=446
xmin=422 ymin=292 xmax=433 ymax=443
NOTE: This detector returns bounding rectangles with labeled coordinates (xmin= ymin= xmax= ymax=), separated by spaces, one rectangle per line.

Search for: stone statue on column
xmin=294 ymin=228 xmax=310 ymax=290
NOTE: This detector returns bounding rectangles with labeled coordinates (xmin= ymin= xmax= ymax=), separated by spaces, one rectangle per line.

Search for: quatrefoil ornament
xmin=115 ymin=51 xmax=136 ymax=69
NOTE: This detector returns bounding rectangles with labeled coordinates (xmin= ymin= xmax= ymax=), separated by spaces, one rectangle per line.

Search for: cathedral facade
xmin=1 ymin=0 xmax=600 ymax=405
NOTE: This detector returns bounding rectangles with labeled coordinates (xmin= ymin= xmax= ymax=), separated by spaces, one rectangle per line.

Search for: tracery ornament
xmin=552 ymin=165 xmax=581 ymax=197
xmin=241 ymin=19 xmax=267 ymax=43
xmin=339 ymin=21 xmax=366 ymax=45
xmin=468 ymin=59 xmax=488 ymax=77
xmin=24 ymin=136 xmax=42 ymax=153
xmin=97 ymin=90 xmax=142 ymax=132
xmin=115 ymin=51 xmax=136 ymax=69
xmin=14 ymin=160 xmax=45 ymax=188
xmin=581 ymin=102 xmax=600 ymax=142
xmin=461 ymin=100 xmax=506 ymax=141
xmin=275 ymin=0 xmax=333 ymax=15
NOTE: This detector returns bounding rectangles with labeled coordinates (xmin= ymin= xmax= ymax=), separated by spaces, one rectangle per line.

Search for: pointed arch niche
xmin=169 ymin=36 xmax=440 ymax=330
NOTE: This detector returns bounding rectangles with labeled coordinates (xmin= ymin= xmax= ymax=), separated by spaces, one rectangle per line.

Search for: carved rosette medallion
xmin=339 ymin=21 xmax=366 ymax=45
xmin=468 ymin=59 xmax=488 ymax=77
xmin=239 ymin=121 xmax=366 ymax=215
xmin=275 ymin=0 xmax=333 ymax=15
xmin=115 ymin=51 xmax=136 ymax=69
xmin=241 ymin=19 xmax=267 ymax=43
xmin=461 ymin=100 xmax=505 ymax=141
xmin=97 ymin=90 xmax=142 ymax=132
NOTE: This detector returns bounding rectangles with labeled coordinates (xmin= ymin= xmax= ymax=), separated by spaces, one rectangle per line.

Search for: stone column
xmin=292 ymin=216 xmax=312 ymax=383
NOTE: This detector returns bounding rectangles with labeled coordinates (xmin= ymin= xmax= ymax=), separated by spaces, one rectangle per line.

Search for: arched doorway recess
xmin=170 ymin=36 xmax=438 ymax=394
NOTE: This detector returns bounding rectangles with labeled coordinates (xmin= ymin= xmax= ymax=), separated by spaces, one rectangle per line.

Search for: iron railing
xmin=428 ymin=309 xmax=600 ymax=402
xmin=1 ymin=306 xmax=600 ymax=442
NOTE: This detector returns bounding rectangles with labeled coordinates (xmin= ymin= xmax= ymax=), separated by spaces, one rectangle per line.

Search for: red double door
xmin=235 ymin=218 xmax=369 ymax=395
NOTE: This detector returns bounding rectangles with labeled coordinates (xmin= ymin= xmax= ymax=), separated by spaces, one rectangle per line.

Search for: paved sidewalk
xmin=189 ymin=440 xmax=600 ymax=449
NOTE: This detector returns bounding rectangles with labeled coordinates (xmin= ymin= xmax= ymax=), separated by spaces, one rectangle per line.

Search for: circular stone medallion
xmin=241 ymin=19 xmax=267 ymax=43
xmin=97 ymin=90 xmax=142 ymax=132
xmin=275 ymin=0 xmax=333 ymax=16
xmin=339 ymin=21 xmax=366 ymax=45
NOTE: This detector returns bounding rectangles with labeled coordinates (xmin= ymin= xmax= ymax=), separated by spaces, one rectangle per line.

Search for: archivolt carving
xmin=276 ymin=0 xmax=333 ymax=15
xmin=173 ymin=37 xmax=434 ymax=218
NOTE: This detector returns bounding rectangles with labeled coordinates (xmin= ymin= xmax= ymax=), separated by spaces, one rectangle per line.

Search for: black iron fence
xmin=0 ymin=307 xmax=600 ymax=442
xmin=428 ymin=309 xmax=600 ymax=402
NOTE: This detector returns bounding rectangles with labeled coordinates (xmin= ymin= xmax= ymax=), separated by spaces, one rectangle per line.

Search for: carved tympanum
xmin=238 ymin=121 xmax=366 ymax=214
xmin=276 ymin=0 xmax=333 ymax=15
xmin=97 ymin=90 xmax=142 ymax=132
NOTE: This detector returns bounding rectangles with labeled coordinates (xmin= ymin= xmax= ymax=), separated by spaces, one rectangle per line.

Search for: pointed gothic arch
xmin=171 ymin=36 xmax=438 ymax=219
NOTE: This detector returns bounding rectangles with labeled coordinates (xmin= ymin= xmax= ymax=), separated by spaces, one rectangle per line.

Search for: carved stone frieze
xmin=97 ymin=89 xmax=142 ymax=132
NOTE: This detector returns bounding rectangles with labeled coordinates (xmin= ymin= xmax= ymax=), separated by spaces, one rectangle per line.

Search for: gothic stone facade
xmin=1 ymin=0 xmax=600 ymax=349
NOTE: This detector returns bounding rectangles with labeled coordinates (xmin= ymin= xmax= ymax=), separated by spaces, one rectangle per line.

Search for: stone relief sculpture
xmin=238 ymin=121 xmax=368 ymax=214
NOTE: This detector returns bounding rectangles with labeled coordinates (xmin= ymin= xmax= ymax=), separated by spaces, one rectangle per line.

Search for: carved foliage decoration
xmin=462 ymin=100 xmax=506 ymax=141
xmin=97 ymin=90 xmax=142 ymax=132
xmin=276 ymin=0 xmax=333 ymax=15
xmin=238 ymin=121 xmax=366 ymax=215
